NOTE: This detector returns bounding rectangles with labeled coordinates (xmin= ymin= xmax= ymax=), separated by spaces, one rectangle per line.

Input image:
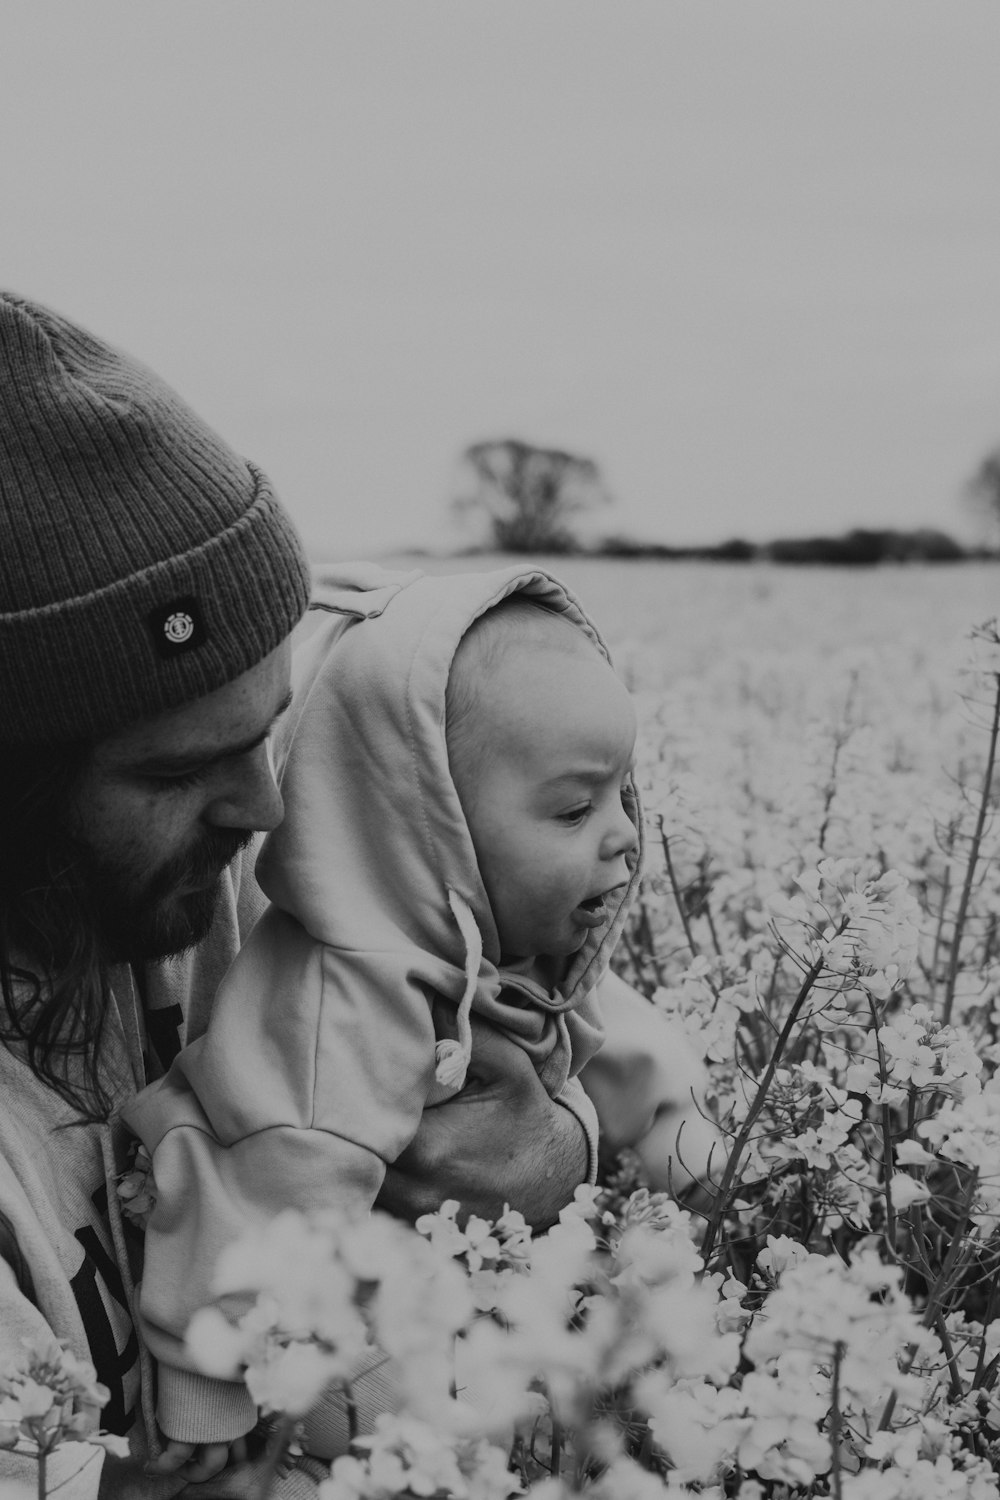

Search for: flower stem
xmin=867 ymin=994 xmax=897 ymax=1259
xmin=343 ymin=1380 xmax=358 ymax=1444
xmin=549 ymin=1412 xmax=563 ymax=1478
xmin=830 ymin=1341 xmax=845 ymax=1500
xmin=919 ymin=1169 xmax=979 ymax=1330
xmin=973 ymin=1277 xmax=1000 ymax=1387
xmin=253 ymin=1413 xmax=297 ymax=1500
xmin=942 ymin=665 xmax=1000 ymax=1024
xmin=875 ymin=1170 xmax=980 ymax=1438
xmin=660 ymin=825 xmax=700 ymax=960
xmin=700 ymin=938 xmax=839 ymax=1267
xmin=934 ymin=1309 xmax=964 ymax=1399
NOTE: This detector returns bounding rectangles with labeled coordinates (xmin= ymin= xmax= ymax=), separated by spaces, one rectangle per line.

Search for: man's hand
xmin=377 ymin=1016 xmax=588 ymax=1230
xmin=146 ymin=1435 xmax=247 ymax=1483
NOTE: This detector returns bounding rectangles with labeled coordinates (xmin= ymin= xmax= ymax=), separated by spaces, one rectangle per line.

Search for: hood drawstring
xmin=101 ymin=1121 xmax=161 ymax=1461
xmin=434 ymin=890 xmax=483 ymax=1091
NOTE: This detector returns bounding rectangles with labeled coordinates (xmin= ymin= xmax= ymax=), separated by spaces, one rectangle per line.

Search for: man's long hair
xmin=0 ymin=742 xmax=114 ymax=1122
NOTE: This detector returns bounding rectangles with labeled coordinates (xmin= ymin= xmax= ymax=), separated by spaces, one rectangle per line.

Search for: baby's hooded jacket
xmin=123 ymin=563 xmax=644 ymax=1440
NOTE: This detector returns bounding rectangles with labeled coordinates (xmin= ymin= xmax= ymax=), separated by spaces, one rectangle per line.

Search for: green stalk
xmin=660 ymin=826 xmax=701 ymax=962
xmin=928 ymin=860 xmax=952 ymax=997
xmin=934 ymin=1310 xmax=964 ymax=1400
xmin=830 ymin=1341 xmax=845 ymax=1500
xmin=700 ymin=936 xmax=840 ymax=1268
xmin=549 ymin=1411 xmax=563 ymax=1479
xmin=942 ymin=669 xmax=1000 ymax=1024
xmin=875 ymin=1171 xmax=979 ymax=1438
xmin=253 ymin=1412 xmax=297 ymax=1500
xmin=866 ymin=994 xmax=897 ymax=1259
xmin=636 ymin=898 xmax=666 ymax=987
xmin=918 ymin=1170 xmax=979 ymax=1328
xmin=701 ymin=877 xmax=724 ymax=959
xmin=973 ymin=1276 xmax=1000 ymax=1387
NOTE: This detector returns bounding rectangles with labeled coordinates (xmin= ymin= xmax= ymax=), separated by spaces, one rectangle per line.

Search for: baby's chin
xmin=497 ymin=930 xmax=585 ymax=969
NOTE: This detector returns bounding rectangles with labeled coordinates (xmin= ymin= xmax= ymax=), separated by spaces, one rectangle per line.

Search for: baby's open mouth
xmin=577 ymin=894 xmax=607 ymax=914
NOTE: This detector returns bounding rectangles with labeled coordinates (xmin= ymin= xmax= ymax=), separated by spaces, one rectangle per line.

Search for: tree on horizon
xmin=452 ymin=437 xmax=611 ymax=552
xmin=965 ymin=447 xmax=1000 ymax=550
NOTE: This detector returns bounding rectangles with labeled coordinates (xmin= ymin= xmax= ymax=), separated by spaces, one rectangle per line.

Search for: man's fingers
xmin=146 ymin=1439 xmax=197 ymax=1474
xmin=178 ymin=1442 xmax=234 ymax=1482
xmin=146 ymin=1438 xmax=235 ymax=1481
xmin=458 ymin=1015 xmax=537 ymax=1099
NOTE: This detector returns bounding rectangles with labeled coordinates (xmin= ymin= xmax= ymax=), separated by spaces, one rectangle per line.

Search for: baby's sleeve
xmin=125 ymin=1064 xmax=391 ymax=1442
xmin=122 ymin=907 xmax=438 ymax=1444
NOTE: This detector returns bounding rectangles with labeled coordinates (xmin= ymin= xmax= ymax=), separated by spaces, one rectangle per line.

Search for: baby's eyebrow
xmin=539 ymin=764 xmax=623 ymax=790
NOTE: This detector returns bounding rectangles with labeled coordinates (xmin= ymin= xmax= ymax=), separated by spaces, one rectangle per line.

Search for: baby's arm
xmin=123 ymin=1063 xmax=389 ymax=1459
xmin=126 ymin=911 xmax=439 ymax=1455
xmin=580 ymin=969 xmax=722 ymax=1197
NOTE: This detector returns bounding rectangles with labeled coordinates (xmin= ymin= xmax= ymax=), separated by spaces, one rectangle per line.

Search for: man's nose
xmin=206 ymin=742 xmax=284 ymax=833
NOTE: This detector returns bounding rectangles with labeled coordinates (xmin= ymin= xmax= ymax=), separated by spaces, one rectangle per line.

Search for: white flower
xmin=185 ymin=1306 xmax=248 ymax=1378
xmin=893 ymin=1139 xmax=936 ymax=1167
xmin=888 ymin=1175 xmax=931 ymax=1210
xmin=246 ymin=1340 xmax=344 ymax=1419
xmin=319 ymin=1413 xmax=517 ymax=1500
xmin=756 ymin=1235 xmax=809 ymax=1280
xmin=640 ymin=1377 xmax=748 ymax=1483
xmin=0 ymin=1336 xmax=115 ymax=1457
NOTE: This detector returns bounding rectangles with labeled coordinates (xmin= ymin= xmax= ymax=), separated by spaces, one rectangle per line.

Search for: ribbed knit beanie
xmin=0 ymin=292 xmax=312 ymax=744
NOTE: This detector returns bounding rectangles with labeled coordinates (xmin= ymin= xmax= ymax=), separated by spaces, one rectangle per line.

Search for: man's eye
xmin=144 ymin=767 xmax=208 ymax=792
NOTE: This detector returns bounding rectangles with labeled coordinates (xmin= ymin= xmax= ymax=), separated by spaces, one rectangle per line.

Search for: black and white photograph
xmin=3 ymin=6 xmax=1000 ymax=1498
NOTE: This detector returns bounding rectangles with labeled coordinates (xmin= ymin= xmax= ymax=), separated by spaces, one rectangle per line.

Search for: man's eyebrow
xmin=130 ymin=689 xmax=294 ymax=774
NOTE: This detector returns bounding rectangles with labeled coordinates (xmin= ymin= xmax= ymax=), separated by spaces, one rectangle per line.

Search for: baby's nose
xmin=601 ymin=805 xmax=640 ymax=863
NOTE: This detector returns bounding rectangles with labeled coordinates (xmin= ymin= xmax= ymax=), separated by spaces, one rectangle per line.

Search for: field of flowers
xmin=208 ymin=560 xmax=1000 ymax=1499
xmin=9 ymin=559 xmax=1000 ymax=1499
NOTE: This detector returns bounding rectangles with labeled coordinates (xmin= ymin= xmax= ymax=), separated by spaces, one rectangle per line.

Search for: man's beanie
xmin=0 ymin=292 xmax=311 ymax=743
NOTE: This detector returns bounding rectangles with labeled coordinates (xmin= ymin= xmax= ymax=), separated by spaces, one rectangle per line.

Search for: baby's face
xmin=455 ymin=646 xmax=639 ymax=964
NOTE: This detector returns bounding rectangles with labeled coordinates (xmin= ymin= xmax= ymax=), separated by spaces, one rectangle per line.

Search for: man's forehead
xmin=94 ymin=642 xmax=292 ymax=766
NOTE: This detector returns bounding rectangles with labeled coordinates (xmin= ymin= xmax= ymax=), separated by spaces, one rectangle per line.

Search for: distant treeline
xmin=585 ymin=527 xmax=991 ymax=566
xmin=449 ymin=440 xmax=1000 ymax=563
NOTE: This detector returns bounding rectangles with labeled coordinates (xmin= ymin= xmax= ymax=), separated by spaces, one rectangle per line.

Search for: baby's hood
xmin=257 ymin=562 xmax=644 ymax=1093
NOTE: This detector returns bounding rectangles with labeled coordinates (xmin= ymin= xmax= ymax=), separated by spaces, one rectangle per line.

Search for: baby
xmin=446 ymin=598 xmax=637 ymax=977
xmin=124 ymin=563 xmax=705 ymax=1476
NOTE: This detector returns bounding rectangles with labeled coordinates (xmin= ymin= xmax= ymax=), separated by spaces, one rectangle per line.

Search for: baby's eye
xmin=555 ymin=804 xmax=591 ymax=827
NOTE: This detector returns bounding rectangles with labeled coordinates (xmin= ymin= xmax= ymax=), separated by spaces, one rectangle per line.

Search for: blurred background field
xmin=338 ymin=554 xmax=1000 ymax=685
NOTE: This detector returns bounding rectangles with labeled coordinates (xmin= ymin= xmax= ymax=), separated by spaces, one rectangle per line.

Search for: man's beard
xmin=80 ymin=827 xmax=255 ymax=965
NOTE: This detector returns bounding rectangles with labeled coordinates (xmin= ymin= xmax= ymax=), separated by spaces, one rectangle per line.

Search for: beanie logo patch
xmin=148 ymin=597 xmax=207 ymax=657
xmin=165 ymin=611 xmax=195 ymax=644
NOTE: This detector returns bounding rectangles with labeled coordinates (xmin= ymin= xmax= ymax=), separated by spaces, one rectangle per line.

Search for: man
xmin=0 ymin=292 xmax=596 ymax=1498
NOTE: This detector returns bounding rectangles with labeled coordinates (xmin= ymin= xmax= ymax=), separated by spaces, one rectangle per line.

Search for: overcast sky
xmin=4 ymin=2 xmax=1000 ymax=558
